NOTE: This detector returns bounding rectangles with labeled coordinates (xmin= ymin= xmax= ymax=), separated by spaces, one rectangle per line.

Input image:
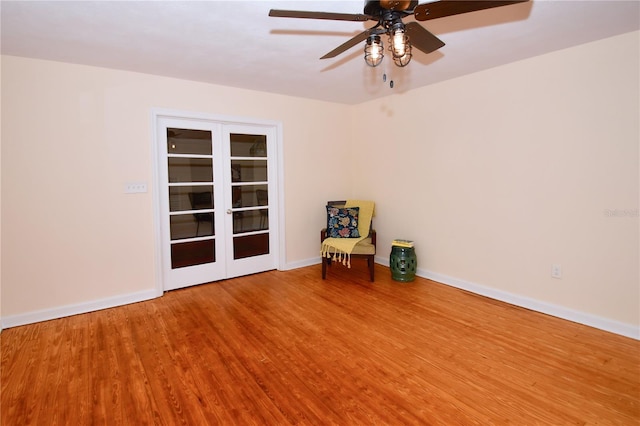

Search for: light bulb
xmin=364 ymin=35 xmax=384 ymax=67
xmin=391 ymin=28 xmax=406 ymax=58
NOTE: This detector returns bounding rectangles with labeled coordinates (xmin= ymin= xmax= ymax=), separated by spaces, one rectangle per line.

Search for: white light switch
xmin=551 ymin=264 xmax=562 ymax=279
xmin=124 ymin=182 xmax=148 ymax=194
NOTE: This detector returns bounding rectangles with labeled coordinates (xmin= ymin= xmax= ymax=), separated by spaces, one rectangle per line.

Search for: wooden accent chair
xmin=321 ymin=200 xmax=376 ymax=281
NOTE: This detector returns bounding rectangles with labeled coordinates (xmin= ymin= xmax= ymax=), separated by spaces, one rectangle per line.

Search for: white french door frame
xmin=150 ymin=108 xmax=285 ymax=295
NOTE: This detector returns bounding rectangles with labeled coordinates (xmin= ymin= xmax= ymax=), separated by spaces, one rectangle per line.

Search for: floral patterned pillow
xmin=326 ymin=206 xmax=360 ymax=238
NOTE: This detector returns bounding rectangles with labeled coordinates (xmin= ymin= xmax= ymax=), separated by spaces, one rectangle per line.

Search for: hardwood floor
xmin=2 ymin=263 xmax=639 ymax=425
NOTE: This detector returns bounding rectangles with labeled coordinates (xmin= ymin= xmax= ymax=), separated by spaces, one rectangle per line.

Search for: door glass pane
xmin=230 ymin=134 xmax=267 ymax=157
xmin=171 ymin=240 xmax=215 ymax=268
xmin=231 ymin=160 xmax=267 ymax=183
xmin=233 ymin=210 xmax=268 ymax=234
xmin=169 ymin=186 xmax=214 ymax=212
xmin=233 ymin=234 xmax=269 ymax=260
xmin=167 ymin=128 xmax=212 ymax=155
xmin=170 ymin=214 xmax=214 ymax=239
xmin=229 ymin=184 xmax=267 ymax=208
xmin=169 ymin=158 xmax=213 ymax=183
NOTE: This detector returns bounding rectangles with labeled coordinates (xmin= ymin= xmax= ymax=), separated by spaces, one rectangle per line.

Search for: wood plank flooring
xmin=2 ymin=263 xmax=639 ymax=425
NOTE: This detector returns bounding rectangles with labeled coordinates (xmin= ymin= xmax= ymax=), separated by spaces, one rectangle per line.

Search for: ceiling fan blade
xmin=269 ymin=9 xmax=373 ymax=22
xmin=413 ymin=0 xmax=529 ymax=21
xmin=320 ymin=29 xmax=373 ymax=59
xmin=405 ymin=22 xmax=445 ymax=54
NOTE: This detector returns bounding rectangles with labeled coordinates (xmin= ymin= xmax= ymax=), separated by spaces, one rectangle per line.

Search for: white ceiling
xmin=1 ymin=0 xmax=638 ymax=105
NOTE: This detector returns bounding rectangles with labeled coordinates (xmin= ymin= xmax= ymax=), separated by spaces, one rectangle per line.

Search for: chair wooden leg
xmin=368 ymin=255 xmax=375 ymax=282
xmin=322 ymin=256 xmax=327 ymax=279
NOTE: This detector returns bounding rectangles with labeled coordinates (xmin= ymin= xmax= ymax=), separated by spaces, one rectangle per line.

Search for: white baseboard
xmin=420 ymin=268 xmax=639 ymax=340
xmin=1 ymin=289 xmax=159 ymax=330
xmin=282 ymin=257 xmax=319 ymax=271
xmin=344 ymin=256 xmax=639 ymax=340
xmin=4 ymin=260 xmax=638 ymax=340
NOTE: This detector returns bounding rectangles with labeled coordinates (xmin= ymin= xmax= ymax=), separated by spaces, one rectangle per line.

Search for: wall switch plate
xmin=124 ymin=182 xmax=148 ymax=194
xmin=551 ymin=264 xmax=562 ymax=279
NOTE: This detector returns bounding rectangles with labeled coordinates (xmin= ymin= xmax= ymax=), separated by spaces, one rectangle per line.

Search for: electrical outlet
xmin=124 ymin=182 xmax=148 ymax=194
xmin=551 ymin=264 xmax=562 ymax=279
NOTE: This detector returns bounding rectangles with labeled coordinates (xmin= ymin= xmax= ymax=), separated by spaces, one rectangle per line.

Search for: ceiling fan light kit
xmin=390 ymin=24 xmax=408 ymax=57
xmin=364 ymin=35 xmax=385 ymax=67
xmin=388 ymin=24 xmax=412 ymax=67
xmin=269 ymin=0 xmax=529 ymax=69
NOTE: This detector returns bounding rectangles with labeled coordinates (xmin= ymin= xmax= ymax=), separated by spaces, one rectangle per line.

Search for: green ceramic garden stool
xmin=390 ymin=246 xmax=417 ymax=282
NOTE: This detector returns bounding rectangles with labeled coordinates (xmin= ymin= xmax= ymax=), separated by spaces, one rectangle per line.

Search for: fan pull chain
xmin=382 ymin=73 xmax=394 ymax=89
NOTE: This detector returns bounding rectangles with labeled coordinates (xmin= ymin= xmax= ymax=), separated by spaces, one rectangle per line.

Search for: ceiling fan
xmin=269 ymin=0 xmax=529 ymax=67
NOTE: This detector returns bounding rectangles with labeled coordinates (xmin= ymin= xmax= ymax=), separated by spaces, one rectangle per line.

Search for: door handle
xmin=226 ymin=209 xmax=232 ymax=214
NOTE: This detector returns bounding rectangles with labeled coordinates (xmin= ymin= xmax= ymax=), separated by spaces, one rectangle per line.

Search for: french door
xmin=155 ymin=114 xmax=279 ymax=291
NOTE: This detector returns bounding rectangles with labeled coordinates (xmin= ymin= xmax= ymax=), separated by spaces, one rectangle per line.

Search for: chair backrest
xmin=256 ymin=189 xmax=269 ymax=206
xmin=256 ymin=189 xmax=268 ymax=206
xmin=189 ymin=191 xmax=212 ymax=209
xmin=327 ymin=200 xmax=347 ymax=208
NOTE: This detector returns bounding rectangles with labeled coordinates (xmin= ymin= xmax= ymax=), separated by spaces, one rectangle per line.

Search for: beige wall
xmin=353 ymin=31 xmax=639 ymax=328
xmin=1 ymin=31 xmax=638 ymax=335
xmin=0 ymin=57 xmax=352 ymax=317
xmin=0 ymin=54 xmax=3 ymax=327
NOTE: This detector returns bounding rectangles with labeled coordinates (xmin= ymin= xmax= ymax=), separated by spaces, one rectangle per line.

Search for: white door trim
xmin=150 ymin=108 xmax=286 ymax=296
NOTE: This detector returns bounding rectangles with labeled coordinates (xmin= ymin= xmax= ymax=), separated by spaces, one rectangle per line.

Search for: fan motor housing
xmin=365 ymin=0 xmax=418 ymax=15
